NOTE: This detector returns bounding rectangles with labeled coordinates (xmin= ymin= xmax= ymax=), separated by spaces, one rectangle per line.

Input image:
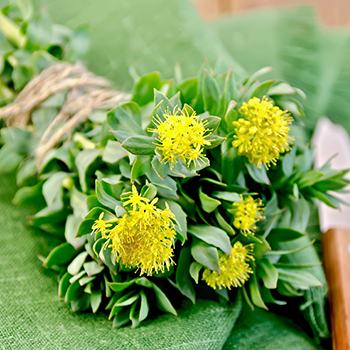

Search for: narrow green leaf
xmin=189 ymin=262 xmax=203 ymax=284
xmin=151 ymin=282 xmax=177 ymax=315
xmin=83 ymin=261 xmax=104 ymax=276
xmin=90 ymin=291 xmax=102 ymax=313
xmin=67 ymin=251 xmax=88 ymax=276
xmin=139 ymin=290 xmax=149 ymax=321
xmin=43 ymin=243 xmax=77 ymax=268
xmin=175 ymin=246 xmax=196 ymax=303
xmin=108 ymin=280 xmax=136 ymax=292
xmin=76 ymin=149 xmax=101 ymax=192
xmin=198 ymin=187 xmax=221 ymax=213
xmin=277 ymin=268 xmax=322 ymax=287
xmin=246 ymin=161 xmax=270 ymax=185
xmin=122 ymin=135 xmax=156 ymax=155
xmin=249 ymin=265 xmax=268 ymax=309
xmin=267 ymin=228 xmax=306 ymax=243
xmin=257 ymin=259 xmax=278 ymax=289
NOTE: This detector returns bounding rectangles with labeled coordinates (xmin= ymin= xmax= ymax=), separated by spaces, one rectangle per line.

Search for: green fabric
xmin=224 ymin=304 xmax=321 ymax=350
xmin=30 ymin=0 xmax=245 ymax=90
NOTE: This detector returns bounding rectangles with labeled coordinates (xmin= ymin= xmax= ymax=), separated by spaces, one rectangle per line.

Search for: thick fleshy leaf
xmin=151 ymin=282 xmax=177 ymax=316
xmin=188 ymin=225 xmax=231 ymax=255
xmin=122 ymin=136 xmax=156 ymax=155
xmin=191 ymin=239 xmax=220 ymax=272
xmin=76 ymin=149 xmax=101 ymax=192
xmin=175 ymin=246 xmax=196 ymax=304
xmin=198 ymin=187 xmax=221 ymax=213
xmin=43 ymin=243 xmax=78 ymax=268
xmin=139 ymin=289 xmax=149 ymax=321
xmin=257 ymin=259 xmax=278 ymax=289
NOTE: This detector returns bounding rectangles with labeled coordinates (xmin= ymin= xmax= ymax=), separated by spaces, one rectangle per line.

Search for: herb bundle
xmin=1 ymin=57 xmax=348 ymax=330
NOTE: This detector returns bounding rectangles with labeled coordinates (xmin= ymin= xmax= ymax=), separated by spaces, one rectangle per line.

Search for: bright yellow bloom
xmin=232 ymin=96 xmax=294 ymax=168
xmin=94 ymin=186 xmax=177 ymax=276
xmin=91 ymin=213 xmax=112 ymax=236
xmin=233 ymin=195 xmax=265 ymax=235
xmin=202 ymin=242 xmax=254 ymax=290
xmin=149 ymin=108 xmax=212 ymax=167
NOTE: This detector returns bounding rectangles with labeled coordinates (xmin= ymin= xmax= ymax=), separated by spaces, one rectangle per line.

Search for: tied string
xmin=0 ymin=62 xmax=128 ymax=168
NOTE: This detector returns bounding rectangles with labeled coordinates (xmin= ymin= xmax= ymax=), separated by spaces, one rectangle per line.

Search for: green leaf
xmin=277 ymin=281 xmax=303 ymax=297
xmin=245 ymin=161 xmax=270 ymax=185
xmin=43 ymin=243 xmax=77 ymax=268
xmin=298 ymin=170 xmax=323 ymax=189
xmin=151 ymin=282 xmax=177 ymax=315
xmin=0 ymin=145 xmax=22 ymax=173
xmin=267 ymin=228 xmax=306 ymax=243
xmin=198 ymin=187 xmax=221 ymax=213
xmin=202 ymin=69 xmax=220 ymax=115
xmin=135 ymin=277 xmax=153 ymax=288
xmin=90 ymin=291 xmax=102 ymax=313
xmin=58 ymin=272 xmax=72 ymax=298
xmin=249 ymin=80 xmax=275 ymax=100
xmin=257 ymin=259 xmax=278 ymax=289
xmin=65 ymin=280 xmax=82 ymax=303
xmin=131 ymin=156 xmax=152 ymax=182
xmin=159 ymin=199 xmax=187 ymax=242
xmin=151 ymin=156 xmax=169 ymax=180
xmin=65 ymin=25 xmax=89 ymax=61
xmin=122 ymin=135 xmax=156 ymax=155
xmin=205 ymin=135 xmax=226 ymax=149
xmin=132 ymin=72 xmax=162 ymax=106
xmin=215 ymin=210 xmax=235 ymax=235
xmin=84 ymin=207 xmax=116 ymax=221
xmin=83 ymin=261 xmax=104 ymax=276
xmin=114 ymin=294 xmax=140 ymax=307
xmin=191 ymin=239 xmax=220 ymax=272
xmin=277 ymin=268 xmax=322 ymax=287
xmin=253 ymin=235 xmax=271 ymax=258
xmin=199 ymin=115 xmax=221 ymax=132
xmin=108 ymin=280 xmax=137 ymax=292
xmin=95 ymin=179 xmax=121 ymax=211
xmin=176 ymin=246 xmax=196 ymax=304
xmin=112 ymin=308 xmax=130 ymax=328
xmin=151 ymin=90 xmax=174 ymax=122
xmin=76 ymin=149 xmax=101 ymax=193
xmin=189 ymin=262 xmax=203 ymax=284
xmin=264 ymin=239 xmax=315 ymax=256
xmin=26 ymin=10 xmax=52 ymax=50
xmin=146 ymin=168 xmax=178 ymax=199
xmin=222 ymin=147 xmax=242 ymax=185
xmin=67 ymin=251 xmax=88 ymax=275
xmin=102 ymin=140 xmax=128 ymax=164
xmin=212 ymin=191 xmax=240 ymax=202
xmin=188 ymin=225 xmax=231 ymax=255
xmin=139 ymin=289 xmax=149 ymax=321
xmin=107 ymin=105 xmax=144 ymax=135
xmin=42 ymin=172 xmax=67 ymax=209
xmin=177 ymin=77 xmax=197 ymax=104
xmin=249 ymin=265 xmax=268 ymax=309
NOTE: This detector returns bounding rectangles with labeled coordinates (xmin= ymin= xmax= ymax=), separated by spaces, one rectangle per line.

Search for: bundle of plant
xmin=1 ymin=60 xmax=348 ymax=330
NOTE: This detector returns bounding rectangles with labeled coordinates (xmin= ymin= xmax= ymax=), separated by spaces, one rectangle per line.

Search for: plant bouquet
xmin=1 ymin=52 xmax=348 ymax=331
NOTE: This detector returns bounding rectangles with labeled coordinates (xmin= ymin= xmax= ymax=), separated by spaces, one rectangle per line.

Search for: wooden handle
xmin=323 ymin=228 xmax=350 ymax=350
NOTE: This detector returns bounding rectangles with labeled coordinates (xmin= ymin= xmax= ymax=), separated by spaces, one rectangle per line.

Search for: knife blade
xmin=312 ymin=117 xmax=350 ymax=350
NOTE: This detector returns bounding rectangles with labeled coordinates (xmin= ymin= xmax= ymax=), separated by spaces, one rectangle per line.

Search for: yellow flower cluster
xmin=149 ymin=108 xmax=211 ymax=167
xmin=232 ymin=96 xmax=294 ymax=168
xmin=92 ymin=186 xmax=176 ymax=276
xmin=202 ymin=242 xmax=254 ymax=290
xmin=233 ymin=195 xmax=265 ymax=235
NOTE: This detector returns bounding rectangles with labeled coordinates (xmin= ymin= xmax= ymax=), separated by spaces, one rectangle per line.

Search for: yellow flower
xmin=233 ymin=195 xmax=265 ymax=235
xmin=202 ymin=242 xmax=254 ymax=290
xmin=232 ymin=96 xmax=294 ymax=168
xmin=95 ymin=186 xmax=177 ymax=276
xmin=91 ymin=213 xmax=112 ymax=236
xmin=148 ymin=108 xmax=212 ymax=167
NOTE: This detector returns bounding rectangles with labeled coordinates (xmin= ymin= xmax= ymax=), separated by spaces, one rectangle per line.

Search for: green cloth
xmin=31 ymin=0 xmax=245 ymax=90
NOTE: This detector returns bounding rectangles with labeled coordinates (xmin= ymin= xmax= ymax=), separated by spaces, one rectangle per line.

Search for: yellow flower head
xmin=232 ymin=96 xmax=294 ymax=168
xmin=233 ymin=195 xmax=265 ymax=235
xmin=96 ymin=186 xmax=177 ymax=276
xmin=91 ymin=213 xmax=112 ymax=236
xmin=202 ymin=242 xmax=254 ymax=290
xmin=149 ymin=108 xmax=212 ymax=167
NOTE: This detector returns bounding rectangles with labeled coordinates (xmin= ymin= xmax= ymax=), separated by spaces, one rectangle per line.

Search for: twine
xmin=0 ymin=62 xmax=128 ymax=167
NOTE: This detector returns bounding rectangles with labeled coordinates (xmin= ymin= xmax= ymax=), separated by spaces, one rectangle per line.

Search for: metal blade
xmin=312 ymin=117 xmax=350 ymax=232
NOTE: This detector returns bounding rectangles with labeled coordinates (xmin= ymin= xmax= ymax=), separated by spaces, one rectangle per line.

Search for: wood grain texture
xmin=322 ymin=228 xmax=350 ymax=350
xmin=193 ymin=0 xmax=350 ymax=26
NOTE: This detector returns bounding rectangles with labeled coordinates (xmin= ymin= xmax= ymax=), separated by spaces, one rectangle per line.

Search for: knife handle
xmin=323 ymin=228 xmax=350 ymax=350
